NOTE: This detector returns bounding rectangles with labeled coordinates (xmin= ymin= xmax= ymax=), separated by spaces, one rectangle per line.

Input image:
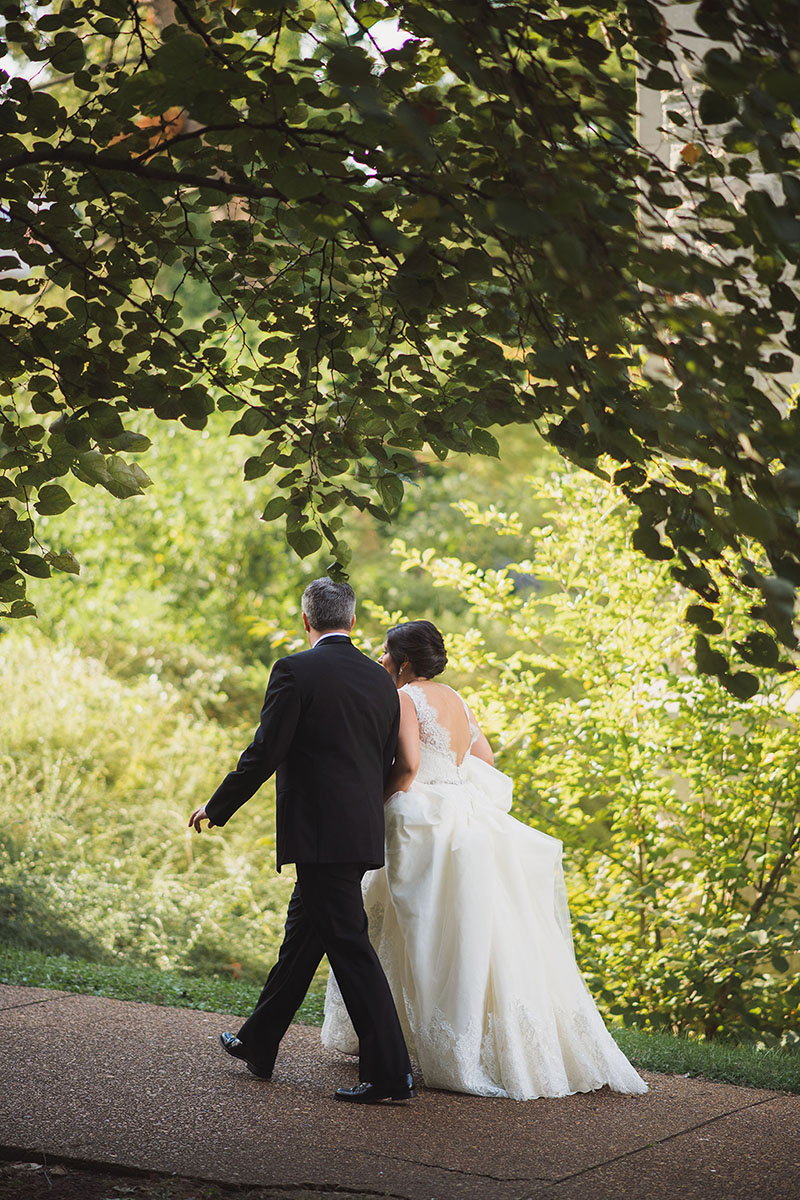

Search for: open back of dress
xmin=402 ymin=681 xmax=479 ymax=776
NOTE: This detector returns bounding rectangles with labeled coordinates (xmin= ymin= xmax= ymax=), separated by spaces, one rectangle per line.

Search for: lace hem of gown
xmin=323 ymin=963 xmax=646 ymax=1100
xmin=321 ymin=696 xmax=648 ymax=1101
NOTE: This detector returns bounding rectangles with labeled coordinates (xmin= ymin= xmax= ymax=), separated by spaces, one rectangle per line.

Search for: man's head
xmin=301 ymin=576 xmax=356 ymax=634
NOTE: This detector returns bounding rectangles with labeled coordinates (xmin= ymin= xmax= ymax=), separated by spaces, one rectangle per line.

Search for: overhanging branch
xmin=1 ymin=147 xmax=284 ymax=202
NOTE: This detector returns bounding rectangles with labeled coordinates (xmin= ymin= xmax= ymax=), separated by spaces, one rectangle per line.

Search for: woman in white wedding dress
xmin=321 ymin=620 xmax=647 ymax=1100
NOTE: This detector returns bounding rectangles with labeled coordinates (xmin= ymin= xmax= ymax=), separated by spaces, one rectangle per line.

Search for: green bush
xmin=388 ymin=470 xmax=800 ymax=1045
xmin=0 ymin=634 xmax=292 ymax=983
xmin=28 ymin=416 xmax=306 ymax=675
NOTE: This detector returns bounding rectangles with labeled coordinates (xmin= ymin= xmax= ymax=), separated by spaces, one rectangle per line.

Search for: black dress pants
xmin=236 ymin=862 xmax=411 ymax=1084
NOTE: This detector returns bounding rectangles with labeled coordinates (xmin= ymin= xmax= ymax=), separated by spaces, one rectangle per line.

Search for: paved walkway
xmin=0 ymin=983 xmax=798 ymax=1199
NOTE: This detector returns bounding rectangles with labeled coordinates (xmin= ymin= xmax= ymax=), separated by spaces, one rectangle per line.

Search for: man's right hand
xmin=188 ymin=805 xmax=215 ymax=833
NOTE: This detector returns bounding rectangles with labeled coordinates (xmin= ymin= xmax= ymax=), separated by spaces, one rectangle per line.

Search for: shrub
xmin=0 ymin=634 xmax=292 ymax=983
xmin=386 ymin=470 xmax=800 ymax=1045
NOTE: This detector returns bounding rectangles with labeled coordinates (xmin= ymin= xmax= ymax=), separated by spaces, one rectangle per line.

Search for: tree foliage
xmin=27 ymin=411 xmax=555 ymax=686
xmin=1 ymin=0 xmax=799 ymax=693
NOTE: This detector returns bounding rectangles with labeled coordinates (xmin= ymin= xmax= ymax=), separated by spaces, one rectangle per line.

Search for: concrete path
xmin=0 ymin=984 xmax=797 ymax=1199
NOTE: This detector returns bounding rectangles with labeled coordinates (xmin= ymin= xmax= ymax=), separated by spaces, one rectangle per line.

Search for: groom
xmin=188 ymin=577 xmax=414 ymax=1103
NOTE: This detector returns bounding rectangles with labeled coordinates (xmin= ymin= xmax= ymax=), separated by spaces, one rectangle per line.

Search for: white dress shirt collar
xmin=314 ymin=631 xmax=351 ymax=646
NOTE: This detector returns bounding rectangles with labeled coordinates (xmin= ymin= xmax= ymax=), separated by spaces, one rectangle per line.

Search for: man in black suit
xmin=188 ymin=577 xmax=414 ymax=1103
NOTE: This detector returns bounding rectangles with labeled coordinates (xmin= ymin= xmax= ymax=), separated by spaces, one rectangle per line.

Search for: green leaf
xmin=721 ymin=671 xmax=760 ymax=700
xmin=755 ymin=576 xmax=797 ymax=648
xmin=230 ymin=409 xmax=271 ymax=437
xmin=106 ymin=431 xmax=152 ymax=454
xmin=632 ymin=520 xmax=673 ymax=562
xmin=614 ymin=465 xmax=647 ymax=488
xmin=49 ymin=30 xmax=86 ymax=74
xmin=0 ymin=571 xmax=24 ymax=601
xmin=685 ymin=604 xmax=723 ymax=635
xmin=286 ymin=525 xmax=323 ymax=557
xmin=649 ymin=189 xmax=683 ymax=210
xmin=244 ymin=457 xmax=269 ymax=481
xmin=261 ymin=495 xmax=288 ymax=521
xmin=86 ymin=402 xmax=124 ymax=439
xmin=734 ymin=494 xmax=777 ymax=542
xmin=376 ymin=473 xmax=404 ymax=512
xmin=489 ymin=200 xmax=547 ymax=238
xmin=670 ymin=560 xmax=720 ymax=603
xmin=471 ymin=428 xmax=500 ymax=457
xmin=45 ymin=549 xmax=80 ymax=575
xmin=694 ymin=634 xmax=728 ymax=677
xmin=7 ymin=599 xmax=36 ymax=618
xmin=73 ymin=450 xmax=111 ymax=488
xmin=151 ymin=31 xmax=206 ymax=77
xmin=354 ymin=1 xmax=387 ymax=29
xmin=698 ymin=89 xmax=738 ymax=124
xmin=543 ymin=233 xmax=586 ymax=276
xmin=641 ymin=67 xmax=679 ymax=91
xmin=0 ymin=510 xmax=33 ymax=552
xmin=31 ymin=394 xmax=63 ymax=414
xmin=14 ymin=552 xmax=51 ymax=578
xmin=270 ymin=168 xmax=322 ymax=201
xmin=326 ymin=46 xmax=374 ymax=85
xmin=733 ymin=632 xmax=779 ymax=668
xmin=759 ymin=575 xmax=795 ymax=616
xmin=0 ymin=477 xmax=23 ymax=499
xmin=327 ymin=558 xmax=351 ymax=583
xmin=35 ymin=484 xmax=74 ymax=515
xmin=104 ymin=458 xmax=153 ymax=499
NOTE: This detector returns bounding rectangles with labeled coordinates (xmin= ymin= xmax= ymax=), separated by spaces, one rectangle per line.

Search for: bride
xmin=321 ymin=620 xmax=647 ymax=1100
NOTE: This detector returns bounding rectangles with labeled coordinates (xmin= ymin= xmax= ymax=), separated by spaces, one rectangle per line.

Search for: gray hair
xmin=301 ymin=577 xmax=356 ymax=632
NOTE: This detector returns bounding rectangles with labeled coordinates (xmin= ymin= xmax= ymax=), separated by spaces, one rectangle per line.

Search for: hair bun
xmin=385 ymin=620 xmax=447 ymax=679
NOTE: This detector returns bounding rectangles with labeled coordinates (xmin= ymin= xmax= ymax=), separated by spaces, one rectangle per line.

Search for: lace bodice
xmin=401 ymin=683 xmax=480 ymax=785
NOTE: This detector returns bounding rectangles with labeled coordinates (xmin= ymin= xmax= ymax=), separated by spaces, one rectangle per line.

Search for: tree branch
xmin=1 ymin=147 xmax=284 ymax=202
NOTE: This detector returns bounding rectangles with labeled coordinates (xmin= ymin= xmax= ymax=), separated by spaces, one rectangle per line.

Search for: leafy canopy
xmin=1 ymin=0 xmax=799 ymax=694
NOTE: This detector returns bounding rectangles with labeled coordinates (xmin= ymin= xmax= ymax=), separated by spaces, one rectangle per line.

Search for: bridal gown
xmin=321 ymin=683 xmax=647 ymax=1100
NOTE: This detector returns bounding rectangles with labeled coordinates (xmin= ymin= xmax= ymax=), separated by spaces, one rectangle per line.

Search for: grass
xmin=614 ymin=1025 xmax=800 ymax=1095
xmin=0 ymin=941 xmax=327 ymax=1025
xmin=2 ymin=942 xmax=798 ymax=1094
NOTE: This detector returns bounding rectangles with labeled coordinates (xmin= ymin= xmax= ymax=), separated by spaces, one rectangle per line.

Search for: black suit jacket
xmin=205 ymin=637 xmax=400 ymax=871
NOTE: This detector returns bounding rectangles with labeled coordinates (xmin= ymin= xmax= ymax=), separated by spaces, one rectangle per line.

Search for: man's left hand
xmin=188 ymin=806 xmax=215 ymax=833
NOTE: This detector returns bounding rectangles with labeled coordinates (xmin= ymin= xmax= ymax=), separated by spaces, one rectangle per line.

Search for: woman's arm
xmin=384 ymin=691 xmax=421 ymax=800
xmin=467 ymin=705 xmax=495 ymax=766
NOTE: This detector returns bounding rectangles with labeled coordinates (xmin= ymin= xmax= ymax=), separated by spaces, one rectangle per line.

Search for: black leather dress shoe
xmin=335 ymin=1075 xmax=416 ymax=1103
xmin=219 ymin=1031 xmax=247 ymax=1060
xmin=219 ymin=1032 xmax=272 ymax=1080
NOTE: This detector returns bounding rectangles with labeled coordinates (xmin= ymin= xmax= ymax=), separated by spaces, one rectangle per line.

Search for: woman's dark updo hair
xmin=385 ymin=620 xmax=447 ymax=679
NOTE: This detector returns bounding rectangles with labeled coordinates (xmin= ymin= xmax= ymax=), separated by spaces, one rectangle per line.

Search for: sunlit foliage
xmin=386 ymin=470 xmax=800 ymax=1043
